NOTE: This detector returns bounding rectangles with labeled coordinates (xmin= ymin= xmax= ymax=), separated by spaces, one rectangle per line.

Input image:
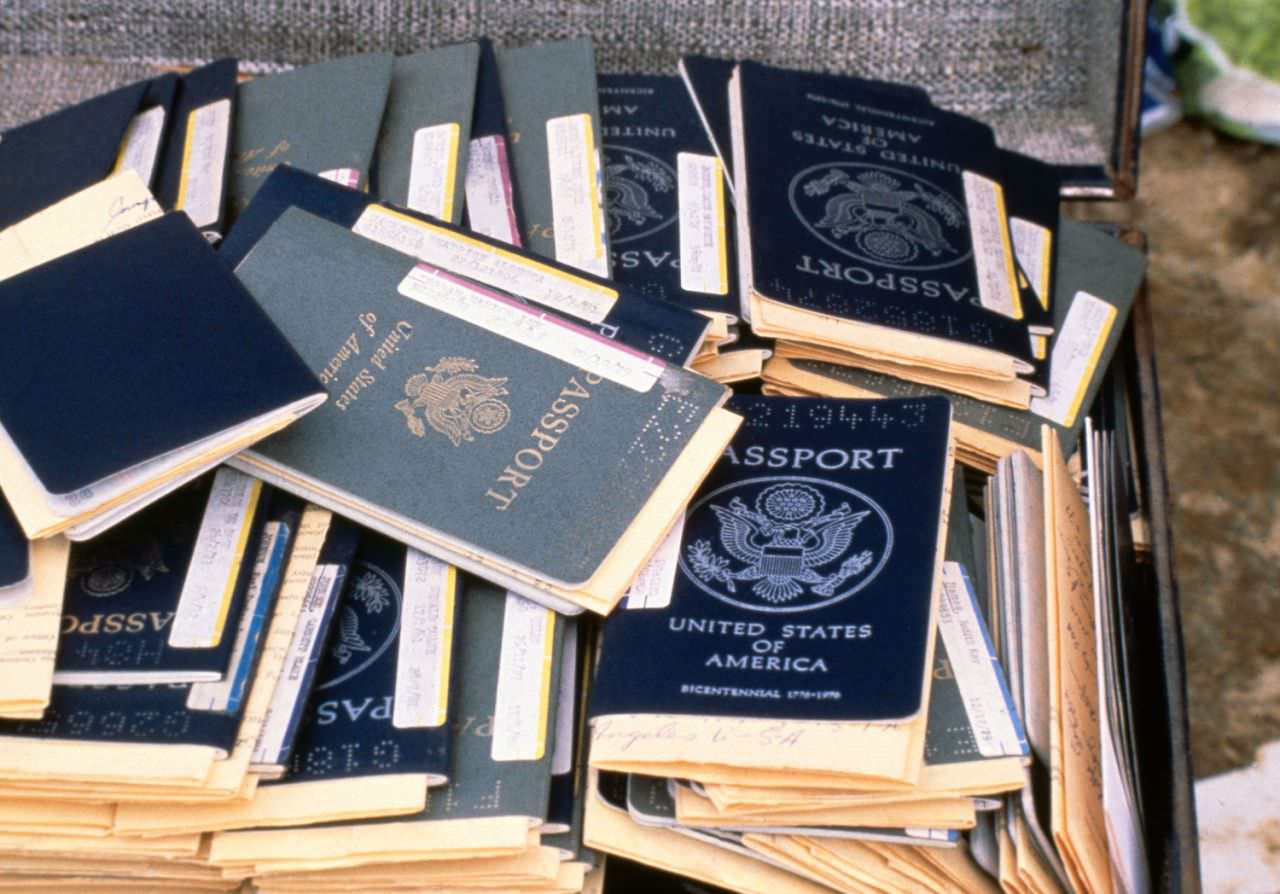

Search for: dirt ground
xmin=1082 ymin=121 xmax=1280 ymax=779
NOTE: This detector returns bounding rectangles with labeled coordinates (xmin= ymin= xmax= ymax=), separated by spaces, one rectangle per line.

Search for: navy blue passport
xmin=599 ymin=74 xmax=739 ymax=320
xmin=736 ymin=62 xmax=1035 ymax=372
xmin=590 ymin=395 xmax=952 ymax=723
xmin=0 ymin=211 xmax=325 ymax=536
xmin=0 ymin=79 xmax=148 ymax=228
xmin=271 ymin=531 xmax=454 ymax=786
xmin=155 ymin=58 xmax=239 ymax=239
xmin=53 ymin=472 xmax=272 ymax=685
xmin=221 ymin=165 xmax=709 ymax=365
xmin=679 ymin=56 xmax=935 ymax=189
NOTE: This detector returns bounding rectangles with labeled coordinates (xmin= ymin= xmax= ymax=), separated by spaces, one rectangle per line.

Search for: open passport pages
xmin=228 ymin=207 xmax=739 ymax=615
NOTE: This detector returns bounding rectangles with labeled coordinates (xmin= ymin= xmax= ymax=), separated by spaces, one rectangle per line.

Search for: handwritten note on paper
xmin=1043 ymin=426 xmax=1113 ymax=894
xmin=0 ymin=172 xmax=162 ymax=281
xmin=0 ymin=537 xmax=71 ymax=718
xmin=590 ymin=712 xmax=923 ymax=785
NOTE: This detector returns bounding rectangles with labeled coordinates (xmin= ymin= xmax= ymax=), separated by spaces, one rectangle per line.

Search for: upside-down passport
xmin=591 ymin=394 xmax=952 ymax=724
xmin=229 ymin=208 xmax=738 ymax=615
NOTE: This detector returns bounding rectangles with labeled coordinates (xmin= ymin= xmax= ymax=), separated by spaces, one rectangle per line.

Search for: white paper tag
xmin=393 ymin=549 xmax=455 ymax=729
xmin=114 ymin=106 xmax=166 ymax=188
xmin=546 ymin=113 xmax=609 ymax=277
xmin=186 ymin=520 xmax=283 ymax=711
xmin=169 ymin=468 xmax=263 ymax=649
xmin=177 ymin=99 xmax=231 ymax=228
xmin=624 ymin=515 xmax=686 ymax=610
xmin=397 ymin=264 xmax=662 ymax=392
xmin=962 ymin=171 xmax=1021 ymax=320
xmin=253 ymin=562 xmax=343 ymax=765
xmin=938 ymin=562 xmax=1025 ymax=758
xmin=1030 ymin=290 xmax=1118 ymax=429
xmin=677 ymin=153 xmax=730 ymax=296
xmin=491 ymin=592 xmax=555 ymax=761
xmin=406 ymin=122 xmax=461 ymax=221
xmin=464 ymin=134 xmax=521 ymax=246
xmin=1010 ymin=216 xmax=1052 ymax=312
xmin=318 ymin=167 xmax=361 ymax=189
xmin=550 ymin=621 xmax=578 ymax=775
xmin=353 ymin=206 xmax=616 ymax=323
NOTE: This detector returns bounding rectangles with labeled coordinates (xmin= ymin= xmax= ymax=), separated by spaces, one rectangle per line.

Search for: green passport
xmin=229 ymin=208 xmax=731 ymax=613
xmin=495 ymin=38 xmax=610 ymax=277
xmin=373 ymin=44 xmax=481 ymax=225
xmin=229 ymin=53 xmax=394 ymax=222
xmin=421 ymin=576 xmax=562 ymax=824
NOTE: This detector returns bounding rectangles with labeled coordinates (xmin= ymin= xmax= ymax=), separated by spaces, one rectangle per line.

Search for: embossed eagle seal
xmin=788 ymin=162 xmax=971 ymax=271
xmin=680 ymin=478 xmax=894 ymax=614
xmin=395 ymin=357 xmax=511 ymax=447
xmin=603 ymin=146 xmax=677 ymax=243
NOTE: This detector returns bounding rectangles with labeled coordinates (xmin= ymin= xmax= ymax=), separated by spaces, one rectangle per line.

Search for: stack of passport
xmin=0 ymin=33 xmax=1154 ymax=894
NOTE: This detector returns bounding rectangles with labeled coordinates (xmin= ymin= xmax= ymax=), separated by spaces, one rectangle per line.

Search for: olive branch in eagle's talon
xmin=686 ymin=539 xmax=738 ymax=593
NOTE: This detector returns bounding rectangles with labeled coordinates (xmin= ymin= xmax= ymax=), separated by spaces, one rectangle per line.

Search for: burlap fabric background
xmin=0 ymin=0 xmax=1124 ymax=166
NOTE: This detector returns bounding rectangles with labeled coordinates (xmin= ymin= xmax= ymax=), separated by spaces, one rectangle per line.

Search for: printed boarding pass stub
xmin=397 ymin=264 xmax=662 ymax=392
xmin=169 ymin=467 xmax=263 ymax=649
xmin=1010 ymin=216 xmax=1052 ymax=314
xmin=491 ymin=592 xmax=555 ymax=761
xmin=678 ymin=153 xmax=730 ymax=296
xmin=393 ymin=549 xmax=455 ymax=729
xmin=962 ymin=170 xmax=1021 ymax=320
xmin=406 ymin=122 xmax=461 ymax=222
xmin=353 ymin=205 xmax=616 ymax=323
xmin=937 ymin=561 xmax=1025 ymax=758
xmin=114 ymin=106 xmax=167 ymax=188
xmin=546 ymin=113 xmax=609 ymax=278
xmin=177 ymin=99 xmax=232 ymax=229
xmin=623 ymin=514 xmax=686 ymax=610
xmin=1029 ymin=290 xmax=1117 ymax=429
xmin=464 ymin=134 xmax=521 ymax=247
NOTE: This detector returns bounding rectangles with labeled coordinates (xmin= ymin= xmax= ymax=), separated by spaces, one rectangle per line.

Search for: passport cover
xmin=494 ymin=38 xmax=606 ymax=265
xmin=778 ymin=218 xmax=1146 ymax=457
xmin=599 ymin=74 xmax=738 ymax=319
xmin=155 ymin=58 xmax=239 ymax=238
xmin=0 ymin=79 xmax=148 ymax=229
xmin=679 ymin=56 xmax=934 ymax=189
xmin=373 ymin=44 xmax=480 ymax=224
xmin=0 ymin=211 xmax=325 ymax=497
xmin=54 ymin=473 xmax=271 ymax=684
xmin=228 ymin=53 xmax=394 ymax=222
xmin=268 ymin=531 xmax=454 ymax=786
xmin=231 ymin=207 xmax=729 ymax=587
xmin=590 ymin=394 xmax=952 ymax=723
xmin=736 ymin=63 xmax=1033 ymax=369
xmin=220 ymin=165 xmax=708 ymax=365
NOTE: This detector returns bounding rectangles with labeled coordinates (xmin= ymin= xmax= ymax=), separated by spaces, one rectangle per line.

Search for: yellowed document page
xmin=1043 ymin=426 xmax=1112 ymax=894
xmin=0 ymin=171 xmax=162 ymax=281
xmin=0 ymin=537 xmax=70 ymax=718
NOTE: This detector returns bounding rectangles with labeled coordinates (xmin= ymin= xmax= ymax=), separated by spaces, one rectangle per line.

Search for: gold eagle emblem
xmin=395 ymin=357 xmax=511 ymax=447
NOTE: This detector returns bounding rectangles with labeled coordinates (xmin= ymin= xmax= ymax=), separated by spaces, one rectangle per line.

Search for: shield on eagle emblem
xmin=679 ymin=478 xmax=894 ymax=614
